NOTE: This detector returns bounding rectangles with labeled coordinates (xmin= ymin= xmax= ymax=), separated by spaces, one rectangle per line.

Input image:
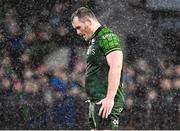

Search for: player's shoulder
xmin=98 ymin=27 xmax=119 ymax=41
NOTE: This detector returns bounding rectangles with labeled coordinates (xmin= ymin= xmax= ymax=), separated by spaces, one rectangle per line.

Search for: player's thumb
xmin=96 ymin=99 xmax=103 ymax=105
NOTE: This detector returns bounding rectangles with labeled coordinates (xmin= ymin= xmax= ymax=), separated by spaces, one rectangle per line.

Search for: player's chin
xmin=84 ymin=38 xmax=88 ymax=41
xmin=83 ymin=37 xmax=88 ymax=41
xmin=84 ymin=36 xmax=90 ymax=41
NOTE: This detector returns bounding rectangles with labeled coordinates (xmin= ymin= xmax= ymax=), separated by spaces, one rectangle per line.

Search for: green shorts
xmin=88 ymin=101 xmax=124 ymax=130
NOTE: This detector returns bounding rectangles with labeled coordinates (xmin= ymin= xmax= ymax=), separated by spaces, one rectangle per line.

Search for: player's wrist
xmin=105 ymin=95 xmax=115 ymax=100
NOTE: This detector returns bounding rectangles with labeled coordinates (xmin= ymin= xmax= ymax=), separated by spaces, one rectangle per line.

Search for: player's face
xmin=72 ymin=16 xmax=92 ymax=41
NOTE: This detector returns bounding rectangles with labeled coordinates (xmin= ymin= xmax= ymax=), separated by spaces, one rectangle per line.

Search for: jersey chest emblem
xmin=87 ymin=38 xmax=96 ymax=55
xmin=87 ymin=47 xmax=95 ymax=55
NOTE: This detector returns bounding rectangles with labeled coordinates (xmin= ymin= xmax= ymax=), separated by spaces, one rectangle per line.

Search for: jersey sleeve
xmin=99 ymin=32 xmax=122 ymax=56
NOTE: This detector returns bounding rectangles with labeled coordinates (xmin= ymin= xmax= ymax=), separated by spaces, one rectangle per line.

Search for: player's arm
xmin=96 ymin=31 xmax=123 ymax=118
xmin=97 ymin=51 xmax=123 ymax=119
xmin=106 ymin=50 xmax=123 ymax=100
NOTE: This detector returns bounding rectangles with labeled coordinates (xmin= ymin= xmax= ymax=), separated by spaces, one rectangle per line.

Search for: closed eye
xmin=75 ymin=26 xmax=81 ymax=30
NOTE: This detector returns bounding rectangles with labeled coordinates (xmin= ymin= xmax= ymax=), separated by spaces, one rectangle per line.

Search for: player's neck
xmin=91 ymin=22 xmax=101 ymax=37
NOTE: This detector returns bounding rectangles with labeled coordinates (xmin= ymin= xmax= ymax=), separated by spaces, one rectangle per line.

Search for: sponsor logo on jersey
xmin=102 ymin=33 xmax=115 ymax=39
xmin=112 ymin=119 xmax=119 ymax=125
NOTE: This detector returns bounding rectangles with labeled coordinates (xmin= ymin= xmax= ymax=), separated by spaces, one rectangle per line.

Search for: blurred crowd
xmin=0 ymin=0 xmax=91 ymax=129
xmin=0 ymin=57 xmax=88 ymax=129
xmin=122 ymin=58 xmax=180 ymax=129
xmin=0 ymin=0 xmax=179 ymax=130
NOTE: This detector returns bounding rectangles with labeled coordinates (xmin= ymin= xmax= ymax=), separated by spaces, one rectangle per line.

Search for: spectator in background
xmin=172 ymin=77 xmax=180 ymax=129
xmin=50 ymin=73 xmax=75 ymax=129
xmin=1 ymin=56 xmax=15 ymax=77
xmin=4 ymin=8 xmax=25 ymax=80
xmin=158 ymin=60 xmax=177 ymax=129
xmin=0 ymin=76 xmax=12 ymax=96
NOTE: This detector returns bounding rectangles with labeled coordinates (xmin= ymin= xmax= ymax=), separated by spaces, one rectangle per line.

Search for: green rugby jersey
xmin=85 ymin=26 xmax=124 ymax=104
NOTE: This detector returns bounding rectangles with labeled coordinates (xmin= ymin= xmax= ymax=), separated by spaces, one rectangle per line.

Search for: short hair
xmin=71 ymin=7 xmax=97 ymax=22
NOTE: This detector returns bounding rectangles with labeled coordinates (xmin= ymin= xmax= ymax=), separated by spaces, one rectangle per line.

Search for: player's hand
xmin=96 ymin=97 xmax=114 ymax=119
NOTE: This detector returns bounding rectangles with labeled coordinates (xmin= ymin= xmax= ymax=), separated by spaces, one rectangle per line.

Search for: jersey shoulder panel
xmin=98 ymin=27 xmax=122 ymax=55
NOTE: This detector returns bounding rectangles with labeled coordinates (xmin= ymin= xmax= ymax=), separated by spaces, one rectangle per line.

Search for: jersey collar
xmin=91 ymin=26 xmax=104 ymax=39
xmin=88 ymin=26 xmax=103 ymax=45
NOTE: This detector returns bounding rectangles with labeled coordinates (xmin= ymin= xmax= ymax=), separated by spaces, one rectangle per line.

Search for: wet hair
xmin=71 ymin=7 xmax=97 ymax=22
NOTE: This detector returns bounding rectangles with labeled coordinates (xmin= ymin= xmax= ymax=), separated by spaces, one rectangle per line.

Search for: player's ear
xmin=85 ymin=18 xmax=92 ymax=26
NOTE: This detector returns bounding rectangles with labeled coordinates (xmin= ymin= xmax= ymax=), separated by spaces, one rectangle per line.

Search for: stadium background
xmin=0 ymin=0 xmax=179 ymax=129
